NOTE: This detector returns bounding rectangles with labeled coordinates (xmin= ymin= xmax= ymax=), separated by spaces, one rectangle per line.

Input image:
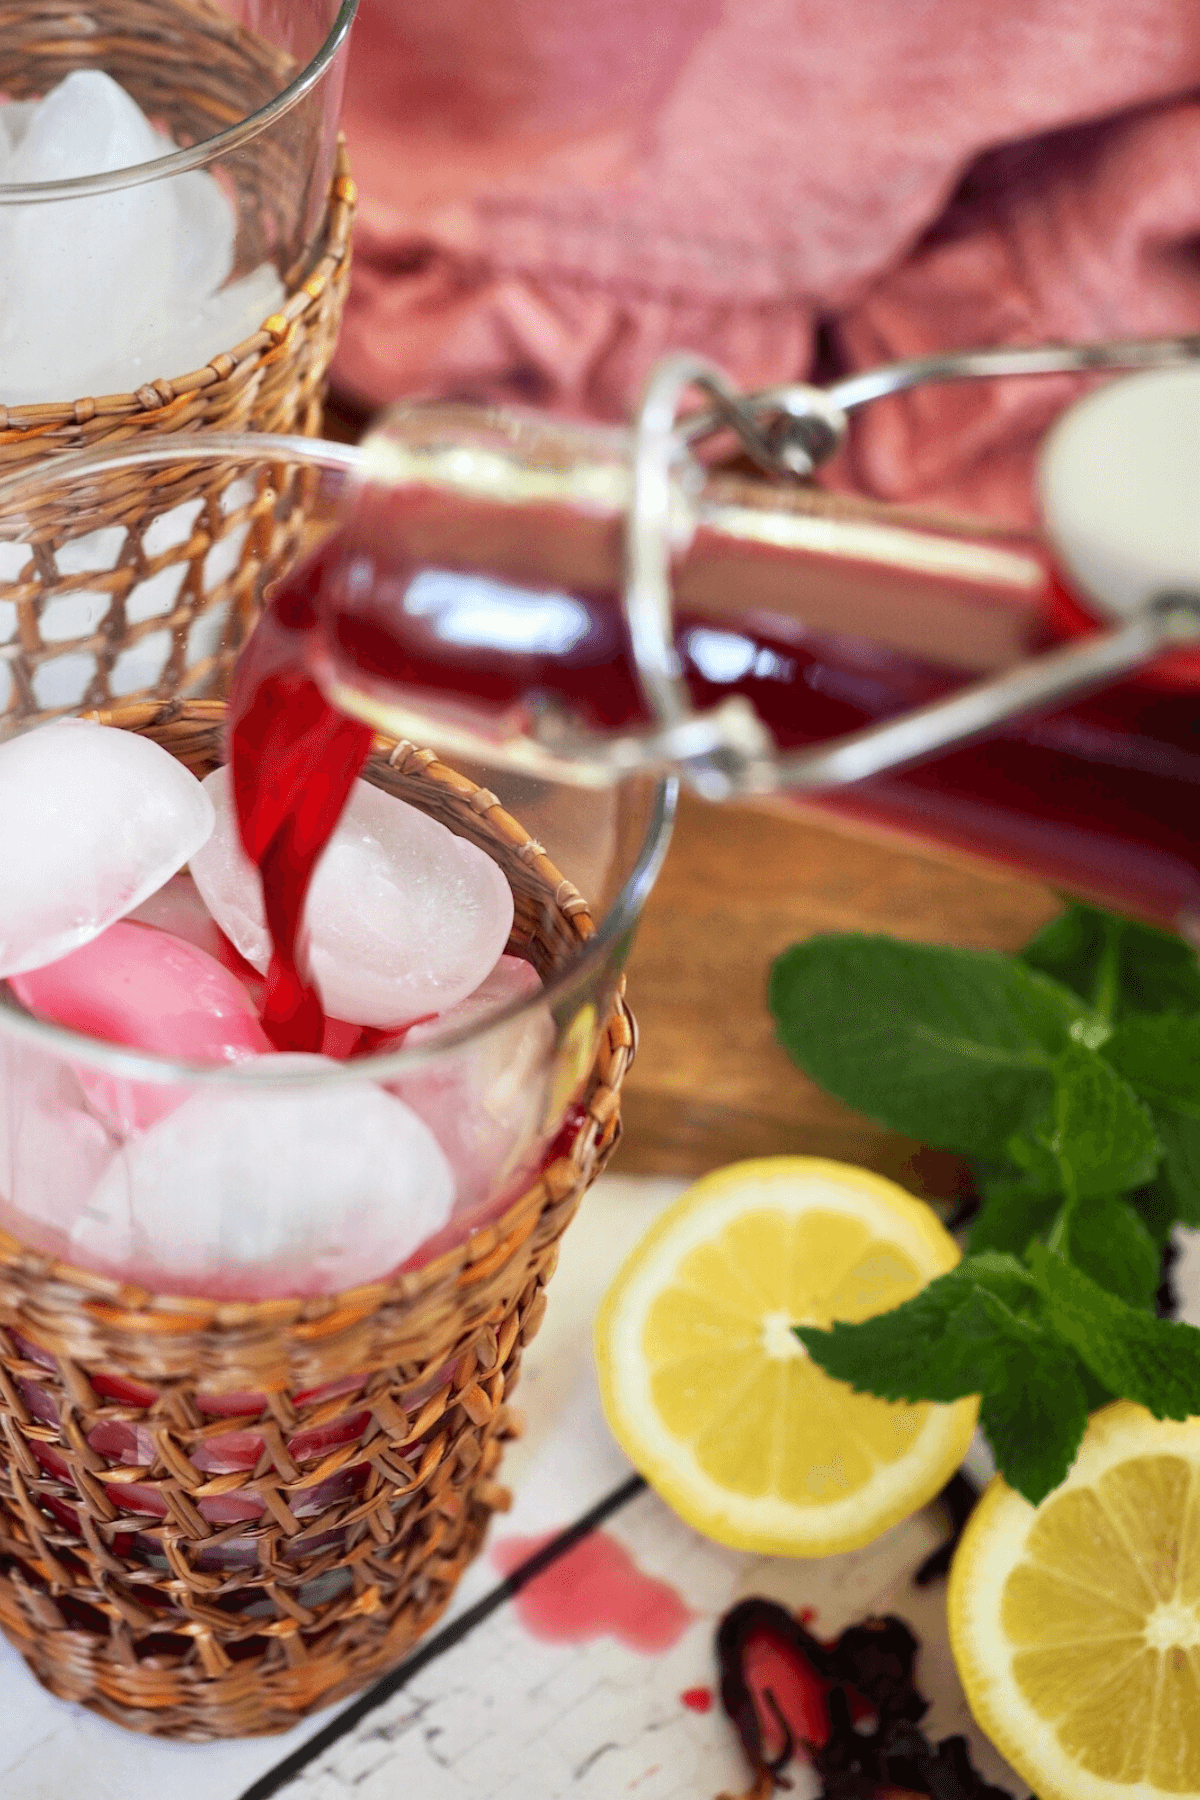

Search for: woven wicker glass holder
xmin=0 ymin=133 xmax=355 ymax=731
xmin=0 ymin=699 xmax=634 ymax=1740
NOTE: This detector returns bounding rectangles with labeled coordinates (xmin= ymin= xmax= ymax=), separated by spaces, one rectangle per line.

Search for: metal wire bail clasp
xmin=619 ymin=352 xmax=853 ymax=800
xmin=603 ymin=343 xmax=1200 ymax=802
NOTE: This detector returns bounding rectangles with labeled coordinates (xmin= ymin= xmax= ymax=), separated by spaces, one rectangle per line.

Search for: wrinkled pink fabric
xmin=335 ymin=0 xmax=1200 ymax=521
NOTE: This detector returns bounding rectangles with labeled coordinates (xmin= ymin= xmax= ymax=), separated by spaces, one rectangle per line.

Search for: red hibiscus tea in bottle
xmin=247 ymin=373 xmax=1200 ymax=935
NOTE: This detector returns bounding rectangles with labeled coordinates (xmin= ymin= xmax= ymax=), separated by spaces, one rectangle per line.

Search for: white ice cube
xmin=129 ymin=262 xmax=286 ymax=386
xmin=0 ymin=72 xmax=284 ymax=405
xmin=191 ymin=767 xmax=515 ymax=1028
xmin=0 ymin=72 xmax=177 ymax=401
xmin=72 ymin=1061 xmax=456 ymax=1297
xmin=0 ymin=1041 xmax=115 ymax=1262
xmin=0 ymin=717 xmax=214 ymax=976
xmin=170 ymin=168 xmax=235 ymax=301
xmin=0 ymin=1044 xmax=114 ymax=1267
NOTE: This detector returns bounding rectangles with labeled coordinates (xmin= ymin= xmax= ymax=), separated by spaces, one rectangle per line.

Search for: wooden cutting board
xmin=615 ymin=792 xmax=1061 ymax=1189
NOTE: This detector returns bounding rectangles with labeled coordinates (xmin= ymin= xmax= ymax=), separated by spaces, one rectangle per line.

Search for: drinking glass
xmin=0 ymin=433 xmax=672 ymax=1737
xmin=0 ymin=0 xmax=359 ymax=406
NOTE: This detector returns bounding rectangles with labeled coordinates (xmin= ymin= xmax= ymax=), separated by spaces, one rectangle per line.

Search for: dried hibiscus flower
xmin=715 ymin=1599 xmax=1015 ymax=1800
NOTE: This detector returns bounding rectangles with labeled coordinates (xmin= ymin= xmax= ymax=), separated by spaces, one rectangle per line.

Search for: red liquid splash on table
xmin=491 ymin=1530 xmax=694 ymax=1652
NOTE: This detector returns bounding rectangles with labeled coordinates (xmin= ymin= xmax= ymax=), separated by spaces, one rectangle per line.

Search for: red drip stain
xmin=680 ymin=1686 xmax=713 ymax=1712
xmin=492 ymin=1530 xmax=695 ymax=1653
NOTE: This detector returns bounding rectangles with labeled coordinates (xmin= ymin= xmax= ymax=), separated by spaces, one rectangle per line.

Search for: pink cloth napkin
xmin=335 ymin=0 xmax=1200 ymax=521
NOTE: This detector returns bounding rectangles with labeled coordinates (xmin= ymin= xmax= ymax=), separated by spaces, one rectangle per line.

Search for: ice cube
xmin=109 ymin=627 xmax=173 ymax=695
xmin=127 ymin=261 xmax=286 ymax=387
xmin=0 ymin=718 xmax=214 ymax=977
xmin=29 ymin=651 xmax=97 ymax=710
xmin=142 ymin=498 xmax=204 ymax=559
xmin=170 ymin=168 xmax=235 ymax=301
xmin=38 ymin=590 xmax=111 ymax=643
xmin=186 ymin=599 xmax=230 ymax=667
xmin=72 ymin=1061 xmax=456 ymax=1297
xmin=10 ymin=920 xmax=272 ymax=1133
xmin=0 ymin=72 xmax=283 ymax=405
xmin=54 ymin=525 xmax=127 ymax=575
xmin=128 ymin=870 xmax=249 ymax=966
xmin=0 ymin=72 xmax=177 ymax=402
xmin=0 ymin=1042 xmax=115 ymax=1261
xmin=127 ymin=871 xmax=267 ymax=1009
xmin=402 ymin=954 xmax=544 ymax=1048
xmin=191 ymin=767 xmax=515 ymax=1029
xmin=391 ymin=957 xmax=555 ymax=1221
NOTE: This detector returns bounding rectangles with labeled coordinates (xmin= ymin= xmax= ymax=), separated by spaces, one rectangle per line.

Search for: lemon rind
xmin=595 ymin=1155 xmax=977 ymax=1558
xmin=948 ymin=1402 xmax=1200 ymax=1800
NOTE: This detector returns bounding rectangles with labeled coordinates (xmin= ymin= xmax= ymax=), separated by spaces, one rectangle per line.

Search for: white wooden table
xmin=9 ymin=1176 xmax=1193 ymax=1800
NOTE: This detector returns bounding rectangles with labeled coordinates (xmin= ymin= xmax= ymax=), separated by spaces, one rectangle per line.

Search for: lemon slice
xmin=949 ymin=1402 xmax=1200 ymax=1800
xmin=594 ymin=1156 xmax=978 ymax=1556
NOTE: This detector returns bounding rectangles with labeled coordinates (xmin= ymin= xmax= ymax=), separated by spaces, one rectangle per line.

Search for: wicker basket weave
xmin=0 ymin=699 xmax=634 ymax=1739
xmin=0 ymin=1 xmax=356 ymax=733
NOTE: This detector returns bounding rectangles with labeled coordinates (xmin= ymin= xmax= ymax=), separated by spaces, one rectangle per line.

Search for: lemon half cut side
xmin=950 ymin=1402 xmax=1200 ymax=1800
xmin=595 ymin=1157 xmax=979 ymax=1557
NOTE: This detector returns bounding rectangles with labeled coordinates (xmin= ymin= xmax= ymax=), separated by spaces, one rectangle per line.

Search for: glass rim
xmin=0 ymin=0 xmax=359 ymax=207
xmin=0 ymin=429 xmax=677 ymax=1086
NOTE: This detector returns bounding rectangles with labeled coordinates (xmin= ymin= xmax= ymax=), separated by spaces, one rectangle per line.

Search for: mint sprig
xmin=771 ymin=904 xmax=1200 ymax=1504
xmin=768 ymin=938 xmax=1095 ymax=1161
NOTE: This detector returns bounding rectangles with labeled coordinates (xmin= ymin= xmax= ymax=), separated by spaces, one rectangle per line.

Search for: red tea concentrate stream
xmin=228 ymin=542 xmax=373 ymax=1051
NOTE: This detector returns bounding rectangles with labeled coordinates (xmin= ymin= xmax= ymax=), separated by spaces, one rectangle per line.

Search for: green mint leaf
xmin=960 ymin=1249 xmax=1040 ymax=1304
xmin=794 ymin=1255 xmax=1036 ymax=1404
xmin=1149 ymin=1111 xmax=1200 ymax=1229
xmin=1105 ymin=1017 xmax=1200 ymax=1226
xmin=1021 ymin=904 xmax=1200 ymax=1021
xmin=1006 ymin=1044 xmax=1159 ymax=1201
xmin=967 ymin=1171 xmax=1058 ymax=1257
xmin=1104 ymin=1015 xmax=1200 ymax=1115
xmin=1029 ymin=1243 xmax=1200 ymax=1418
xmin=793 ymin=1267 xmax=987 ymax=1403
xmin=1077 ymin=1363 xmax=1119 ymax=1413
xmin=1130 ymin=1175 xmax=1178 ymax=1248
xmin=1064 ymin=1194 xmax=1162 ymax=1311
xmin=769 ymin=936 xmax=1092 ymax=1160
xmin=979 ymin=1341 xmax=1090 ymax=1504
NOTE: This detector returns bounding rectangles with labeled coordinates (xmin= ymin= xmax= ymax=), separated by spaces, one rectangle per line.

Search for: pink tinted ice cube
xmin=128 ymin=877 xmax=363 ymax=1051
xmin=11 ymin=921 xmax=272 ymax=1132
xmin=128 ymin=872 xmax=266 ymax=1007
xmin=400 ymin=955 xmax=544 ymax=1049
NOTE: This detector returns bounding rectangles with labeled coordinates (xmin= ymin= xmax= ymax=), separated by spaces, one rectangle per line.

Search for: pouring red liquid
xmin=227 ymin=548 xmax=372 ymax=1051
